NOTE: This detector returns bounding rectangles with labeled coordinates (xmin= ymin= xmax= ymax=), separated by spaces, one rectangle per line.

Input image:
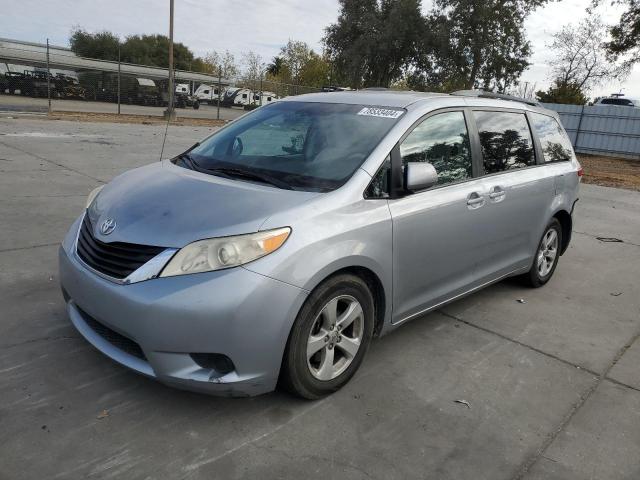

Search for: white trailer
xmin=223 ymin=87 xmax=278 ymax=107
xmin=193 ymin=84 xmax=225 ymax=104
xmin=175 ymin=83 xmax=190 ymax=95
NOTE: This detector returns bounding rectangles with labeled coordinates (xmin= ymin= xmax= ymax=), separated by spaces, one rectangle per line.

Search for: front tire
xmin=280 ymin=274 xmax=375 ymax=399
xmin=522 ymin=218 xmax=562 ymax=288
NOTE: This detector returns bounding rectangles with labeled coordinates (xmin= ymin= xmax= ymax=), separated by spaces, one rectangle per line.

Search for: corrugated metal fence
xmin=541 ymin=103 xmax=640 ymax=159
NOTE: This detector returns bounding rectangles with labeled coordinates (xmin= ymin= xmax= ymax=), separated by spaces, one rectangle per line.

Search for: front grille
xmin=76 ymin=215 xmax=165 ymax=280
xmin=79 ymin=306 xmax=147 ymax=361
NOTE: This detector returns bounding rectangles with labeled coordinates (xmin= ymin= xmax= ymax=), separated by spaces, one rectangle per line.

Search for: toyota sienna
xmin=59 ymin=90 xmax=581 ymax=399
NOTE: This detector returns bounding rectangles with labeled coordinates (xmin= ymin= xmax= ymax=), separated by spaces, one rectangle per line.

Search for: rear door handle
xmin=489 ymin=186 xmax=505 ymax=202
xmin=467 ymin=192 xmax=485 ymax=209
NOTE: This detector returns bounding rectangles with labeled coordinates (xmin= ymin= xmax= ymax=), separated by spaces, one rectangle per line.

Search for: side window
xmin=474 ymin=111 xmax=535 ymax=173
xmin=365 ymin=156 xmax=391 ymax=198
xmin=530 ymin=113 xmax=574 ymax=163
xmin=399 ymin=111 xmax=472 ymax=186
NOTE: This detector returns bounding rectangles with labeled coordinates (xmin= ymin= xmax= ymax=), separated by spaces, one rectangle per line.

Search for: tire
xmin=193 ymin=101 xmax=200 ymax=110
xmin=521 ymin=218 xmax=562 ymax=288
xmin=280 ymin=274 xmax=375 ymax=399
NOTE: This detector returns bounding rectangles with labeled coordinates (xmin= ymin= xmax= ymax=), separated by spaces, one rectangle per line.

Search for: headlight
xmin=159 ymin=227 xmax=291 ymax=277
xmin=85 ymin=185 xmax=104 ymax=208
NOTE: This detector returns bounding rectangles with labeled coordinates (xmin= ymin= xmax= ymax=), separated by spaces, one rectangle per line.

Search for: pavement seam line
xmin=509 ymin=324 xmax=640 ymax=479
xmin=438 ymin=310 xmax=601 ymax=378
xmin=0 ymin=139 xmax=105 ymax=184
xmin=1 ymin=335 xmax=81 ymax=349
xmin=0 ymin=242 xmax=59 ymax=253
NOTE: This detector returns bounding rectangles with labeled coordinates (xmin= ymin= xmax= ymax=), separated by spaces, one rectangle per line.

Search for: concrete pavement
xmin=0 ymin=116 xmax=638 ymax=480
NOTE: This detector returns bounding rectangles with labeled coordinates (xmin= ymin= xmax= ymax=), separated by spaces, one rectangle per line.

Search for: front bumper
xmin=59 ymin=237 xmax=308 ymax=397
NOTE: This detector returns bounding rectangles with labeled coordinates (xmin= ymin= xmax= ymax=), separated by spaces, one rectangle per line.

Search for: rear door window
xmin=399 ymin=111 xmax=472 ymax=186
xmin=530 ymin=113 xmax=574 ymax=163
xmin=473 ymin=111 xmax=535 ymax=173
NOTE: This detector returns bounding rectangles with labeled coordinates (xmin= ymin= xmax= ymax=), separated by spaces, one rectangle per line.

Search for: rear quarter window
xmin=530 ymin=113 xmax=575 ymax=163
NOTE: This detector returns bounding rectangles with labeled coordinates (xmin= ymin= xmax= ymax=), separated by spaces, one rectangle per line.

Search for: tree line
xmin=69 ymin=0 xmax=639 ymax=104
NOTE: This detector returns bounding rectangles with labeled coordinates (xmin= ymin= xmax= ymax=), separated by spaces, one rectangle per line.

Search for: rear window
xmin=473 ymin=111 xmax=535 ymax=173
xmin=600 ymin=98 xmax=633 ymax=106
xmin=530 ymin=113 xmax=574 ymax=163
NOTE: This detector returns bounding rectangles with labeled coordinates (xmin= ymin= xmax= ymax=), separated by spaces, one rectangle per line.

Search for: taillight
xmin=577 ymin=167 xmax=584 ymax=177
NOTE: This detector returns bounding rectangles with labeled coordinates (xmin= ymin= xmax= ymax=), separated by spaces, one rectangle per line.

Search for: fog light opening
xmin=190 ymin=353 xmax=235 ymax=376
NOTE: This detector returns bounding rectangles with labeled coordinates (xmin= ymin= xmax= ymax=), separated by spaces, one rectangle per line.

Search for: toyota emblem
xmin=100 ymin=218 xmax=117 ymax=235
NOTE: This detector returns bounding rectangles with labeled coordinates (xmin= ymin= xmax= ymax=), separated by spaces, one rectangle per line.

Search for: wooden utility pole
xmin=164 ymin=0 xmax=176 ymax=120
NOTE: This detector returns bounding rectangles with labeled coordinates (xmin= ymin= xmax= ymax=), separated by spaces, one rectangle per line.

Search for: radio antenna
xmin=159 ymin=112 xmax=171 ymax=162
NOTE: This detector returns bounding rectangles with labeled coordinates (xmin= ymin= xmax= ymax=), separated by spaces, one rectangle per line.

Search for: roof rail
xmin=451 ymin=89 xmax=540 ymax=107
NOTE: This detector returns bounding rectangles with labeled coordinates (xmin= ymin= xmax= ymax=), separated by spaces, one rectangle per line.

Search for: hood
xmin=88 ymin=162 xmax=319 ymax=248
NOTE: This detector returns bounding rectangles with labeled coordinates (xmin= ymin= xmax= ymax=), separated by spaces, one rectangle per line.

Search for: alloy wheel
xmin=306 ymin=295 xmax=364 ymax=381
xmin=537 ymin=228 xmax=558 ymax=277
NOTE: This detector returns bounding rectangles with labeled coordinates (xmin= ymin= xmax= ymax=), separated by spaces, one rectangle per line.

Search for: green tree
xmin=324 ymin=0 xmax=425 ymax=88
xmin=416 ymin=0 xmax=546 ymax=92
xmin=265 ymin=41 xmax=331 ymax=89
xmin=267 ymin=57 xmax=285 ymax=76
xmin=69 ymin=28 xmax=209 ymax=72
xmin=203 ymin=50 xmax=240 ymax=78
xmin=604 ymin=0 xmax=640 ymax=67
xmin=121 ymin=34 xmax=195 ymax=70
xmin=536 ymin=79 xmax=589 ymax=105
xmin=69 ymin=28 xmax=120 ymax=60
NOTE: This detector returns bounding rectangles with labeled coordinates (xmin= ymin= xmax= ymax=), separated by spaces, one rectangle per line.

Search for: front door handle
xmin=467 ymin=192 xmax=485 ymax=209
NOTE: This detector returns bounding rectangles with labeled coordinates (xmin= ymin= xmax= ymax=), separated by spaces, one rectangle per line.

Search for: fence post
xmin=117 ymin=45 xmax=121 ymax=114
xmin=260 ymin=72 xmax=263 ymax=106
xmin=217 ymin=67 xmax=222 ymax=120
xmin=46 ymin=38 xmax=51 ymax=114
xmin=574 ymin=104 xmax=585 ymax=153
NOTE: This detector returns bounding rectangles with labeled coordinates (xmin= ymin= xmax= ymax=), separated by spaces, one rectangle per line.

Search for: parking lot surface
xmin=1 ymin=116 xmax=639 ymax=480
xmin=0 ymin=94 xmax=245 ymax=121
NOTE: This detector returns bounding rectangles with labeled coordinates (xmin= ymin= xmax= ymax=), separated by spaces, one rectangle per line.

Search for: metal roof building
xmin=0 ymin=37 xmax=231 ymax=85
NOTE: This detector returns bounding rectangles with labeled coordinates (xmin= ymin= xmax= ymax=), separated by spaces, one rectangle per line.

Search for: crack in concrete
xmin=573 ymin=230 xmax=640 ymax=248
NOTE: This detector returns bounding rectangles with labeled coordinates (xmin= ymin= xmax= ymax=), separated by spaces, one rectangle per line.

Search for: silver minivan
xmin=59 ymin=90 xmax=581 ymax=398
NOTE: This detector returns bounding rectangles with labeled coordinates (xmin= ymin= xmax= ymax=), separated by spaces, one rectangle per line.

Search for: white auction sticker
xmin=357 ymin=107 xmax=404 ymax=119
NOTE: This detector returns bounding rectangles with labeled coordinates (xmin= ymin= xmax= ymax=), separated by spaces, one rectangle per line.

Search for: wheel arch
xmin=553 ymin=209 xmax=572 ymax=255
xmin=303 ymin=263 xmax=389 ymax=337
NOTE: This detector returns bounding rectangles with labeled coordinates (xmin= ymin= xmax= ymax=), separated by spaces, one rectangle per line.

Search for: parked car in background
xmin=59 ymin=90 xmax=581 ymax=399
xmin=592 ymin=95 xmax=639 ymax=108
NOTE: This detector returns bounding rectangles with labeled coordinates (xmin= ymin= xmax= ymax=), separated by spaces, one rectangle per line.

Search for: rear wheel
xmin=280 ymin=274 xmax=374 ymax=399
xmin=522 ymin=218 xmax=562 ymax=288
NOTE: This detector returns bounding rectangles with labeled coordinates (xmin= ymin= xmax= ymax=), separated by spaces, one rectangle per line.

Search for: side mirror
xmin=405 ymin=162 xmax=438 ymax=192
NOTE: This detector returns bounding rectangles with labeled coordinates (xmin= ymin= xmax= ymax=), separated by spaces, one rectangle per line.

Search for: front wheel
xmin=280 ymin=274 xmax=375 ymax=399
xmin=521 ymin=218 xmax=562 ymax=288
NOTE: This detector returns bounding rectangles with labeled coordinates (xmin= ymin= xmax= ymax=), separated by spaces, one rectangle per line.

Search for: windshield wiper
xmin=205 ymin=167 xmax=294 ymax=190
xmin=176 ymin=154 xmax=293 ymax=190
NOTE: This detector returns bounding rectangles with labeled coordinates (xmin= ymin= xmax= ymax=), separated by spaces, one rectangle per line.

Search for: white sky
xmin=2 ymin=0 xmax=638 ymax=99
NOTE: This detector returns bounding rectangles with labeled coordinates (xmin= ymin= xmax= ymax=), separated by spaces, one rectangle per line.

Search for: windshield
xmin=183 ymin=101 xmax=404 ymax=192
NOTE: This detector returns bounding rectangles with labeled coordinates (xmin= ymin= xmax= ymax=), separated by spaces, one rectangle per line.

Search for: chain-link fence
xmin=0 ymin=38 xmax=323 ymax=121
